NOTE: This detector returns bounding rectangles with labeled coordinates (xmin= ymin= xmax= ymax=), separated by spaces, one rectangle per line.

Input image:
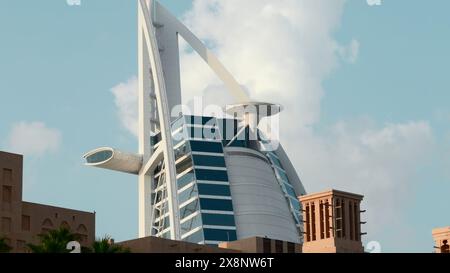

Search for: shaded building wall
xmin=0 ymin=151 xmax=95 ymax=253
xmin=219 ymin=237 xmax=302 ymax=253
xmin=0 ymin=152 xmax=23 ymax=251
xmin=118 ymin=236 xmax=239 ymax=253
xmin=21 ymin=202 xmax=95 ymax=249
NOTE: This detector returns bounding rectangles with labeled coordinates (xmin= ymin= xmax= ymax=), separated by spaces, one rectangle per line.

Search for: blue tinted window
xmin=86 ymin=150 xmax=113 ymax=164
xmin=284 ymin=184 xmax=297 ymax=199
xmin=189 ymin=141 xmax=223 ymax=153
xmin=187 ymin=126 xmax=220 ymax=140
xmin=203 ymin=229 xmax=237 ymax=242
xmin=289 ymin=199 xmax=301 ymax=212
xmin=195 ymin=169 xmax=228 ymax=182
xmin=276 ymin=168 xmax=290 ymax=183
xmin=180 ymin=199 xmax=200 ymax=219
xmin=217 ymin=119 xmax=239 ymax=141
xmin=193 ymin=155 xmax=226 ymax=167
xmin=198 ymin=184 xmax=231 ymax=196
xmin=184 ymin=229 xmax=205 ymax=244
xmin=202 ymin=214 xmax=236 ymax=226
xmin=185 ymin=116 xmax=215 ymax=126
xmin=181 ymin=214 xmax=202 ymax=235
xmin=177 ymin=171 xmax=195 ymax=189
xmin=179 ymin=184 xmax=198 ymax=204
xmin=200 ymin=198 xmax=234 ymax=211
xmin=267 ymin=152 xmax=283 ymax=168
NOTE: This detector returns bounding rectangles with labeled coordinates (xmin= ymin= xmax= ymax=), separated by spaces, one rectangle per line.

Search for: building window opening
xmin=262 ymin=238 xmax=271 ymax=253
xmin=319 ymin=201 xmax=325 ymax=239
xmin=275 ymin=240 xmax=283 ymax=253
xmin=311 ymin=202 xmax=316 ymax=241
xmin=2 ymin=168 xmax=12 ymax=183
xmin=305 ymin=203 xmax=311 ymax=242
xmin=325 ymin=200 xmax=330 ymax=238
xmin=22 ymin=215 xmax=31 ymax=231
xmin=2 ymin=185 xmax=12 ymax=204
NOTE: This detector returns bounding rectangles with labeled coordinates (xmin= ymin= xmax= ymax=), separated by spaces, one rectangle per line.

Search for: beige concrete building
xmin=0 ymin=151 xmax=95 ymax=252
xmin=299 ymin=189 xmax=364 ymax=253
xmin=432 ymin=226 xmax=450 ymax=253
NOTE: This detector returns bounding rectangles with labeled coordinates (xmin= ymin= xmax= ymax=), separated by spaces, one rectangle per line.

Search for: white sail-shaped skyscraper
xmin=84 ymin=0 xmax=306 ymax=246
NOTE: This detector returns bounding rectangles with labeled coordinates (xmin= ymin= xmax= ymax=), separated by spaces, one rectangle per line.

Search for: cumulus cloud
xmin=6 ymin=121 xmax=62 ymax=157
xmin=338 ymin=39 xmax=360 ymax=63
xmin=180 ymin=0 xmax=355 ymax=126
xmin=288 ymin=121 xmax=433 ymax=240
xmin=110 ymin=76 xmax=139 ymax=137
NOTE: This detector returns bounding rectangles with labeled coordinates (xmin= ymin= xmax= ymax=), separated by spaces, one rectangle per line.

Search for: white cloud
xmin=288 ymin=121 xmax=433 ymax=241
xmin=180 ymin=0 xmax=355 ymax=126
xmin=110 ymin=76 xmax=139 ymax=137
xmin=6 ymin=121 xmax=62 ymax=157
xmin=338 ymin=39 xmax=360 ymax=63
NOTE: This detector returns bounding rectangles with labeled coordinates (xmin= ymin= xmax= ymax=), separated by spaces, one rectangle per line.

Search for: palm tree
xmin=27 ymin=227 xmax=80 ymax=253
xmin=90 ymin=235 xmax=130 ymax=253
xmin=0 ymin=236 xmax=12 ymax=253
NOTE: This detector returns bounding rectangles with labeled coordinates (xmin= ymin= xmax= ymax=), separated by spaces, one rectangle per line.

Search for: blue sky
xmin=0 ymin=0 xmax=449 ymax=252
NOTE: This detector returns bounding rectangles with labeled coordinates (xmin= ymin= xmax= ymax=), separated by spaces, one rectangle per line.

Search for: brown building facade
xmin=0 ymin=151 xmax=95 ymax=252
xmin=299 ymin=189 xmax=365 ymax=253
xmin=118 ymin=236 xmax=239 ymax=253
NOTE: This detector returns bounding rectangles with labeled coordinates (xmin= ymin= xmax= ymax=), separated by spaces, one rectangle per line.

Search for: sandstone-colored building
xmin=299 ymin=189 xmax=365 ymax=253
xmin=432 ymin=226 xmax=450 ymax=253
xmin=0 ymin=151 xmax=95 ymax=252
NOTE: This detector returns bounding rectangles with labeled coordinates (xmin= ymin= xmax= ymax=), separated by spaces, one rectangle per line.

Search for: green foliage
xmin=90 ymin=235 xmax=130 ymax=253
xmin=0 ymin=236 xmax=12 ymax=253
xmin=27 ymin=227 xmax=80 ymax=253
xmin=26 ymin=228 xmax=130 ymax=253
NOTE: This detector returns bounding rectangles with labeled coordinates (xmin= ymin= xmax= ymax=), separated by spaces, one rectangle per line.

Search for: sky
xmin=0 ymin=0 xmax=449 ymax=253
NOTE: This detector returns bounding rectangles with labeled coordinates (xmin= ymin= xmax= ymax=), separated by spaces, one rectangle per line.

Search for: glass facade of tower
xmin=150 ymin=115 xmax=302 ymax=245
xmin=165 ymin=116 xmax=237 ymax=245
xmin=266 ymin=151 xmax=303 ymax=234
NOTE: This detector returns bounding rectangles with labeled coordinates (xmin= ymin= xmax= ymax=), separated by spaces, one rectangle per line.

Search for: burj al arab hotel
xmin=84 ymin=0 xmax=306 ymax=246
